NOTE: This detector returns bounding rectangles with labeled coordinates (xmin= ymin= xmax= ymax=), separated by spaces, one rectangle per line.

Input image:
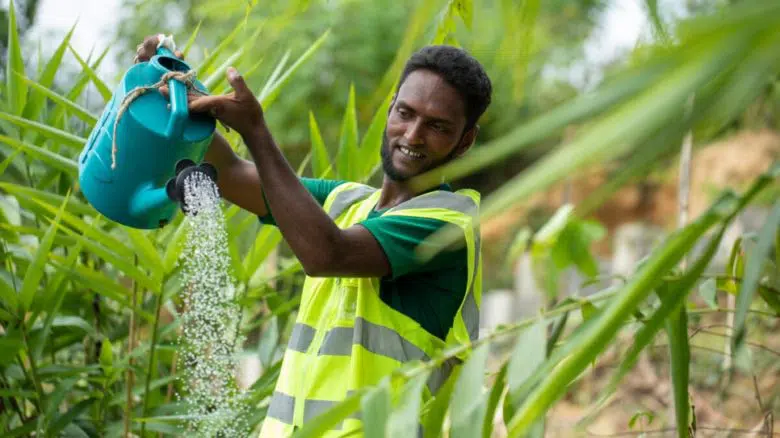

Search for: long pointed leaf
xmin=732 ymin=200 xmax=780 ymax=353
xmin=387 ymin=370 xmax=432 ymax=437
xmin=0 ymin=109 xmax=88 ymax=146
xmin=68 ymin=45 xmax=112 ymax=102
xmin=23 ymin=23 xmax=76 ymax=121
xmin=336 ymin=84 xmax=358 ymax=181
xmin=450 ymin=343 xmax=490 ymax=438
xmin=125 ymin=229 xmax=164 ymax=284
xmin=182 ymin=21 xmax=202 ymax=59
xmin=5 ymin=0 xmax=27 ymax=115
xmin=258 ymin=30 xmax=330 ymax=109
xmin=308 ymin=112 xmax=332 ymax=179
xmin=358 ymin=89 xmax=393 ymax=182
xmin=195 ymin=21 xmax=247 ymax=77
xmin=19 ymin=74 xmax=98 ymax=125
xmin=0 ymin=133 xmax=79 ymax=176
xmin=19 ymin=194 xmax=69 ymax=311
xmin=0 ymin=182 xmax=94 ymax=216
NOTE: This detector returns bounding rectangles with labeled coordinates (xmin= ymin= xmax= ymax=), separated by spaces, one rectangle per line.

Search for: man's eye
xmin=397 ymin=108 xmax=411 ymax=118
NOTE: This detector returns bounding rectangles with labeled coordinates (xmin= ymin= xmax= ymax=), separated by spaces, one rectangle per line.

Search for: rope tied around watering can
xmin=111 ymin=70 xmax=208 ymax=170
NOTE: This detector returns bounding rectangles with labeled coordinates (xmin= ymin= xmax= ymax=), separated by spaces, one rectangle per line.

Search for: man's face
xmin=381 ymin=69 xmax=473 ymax=181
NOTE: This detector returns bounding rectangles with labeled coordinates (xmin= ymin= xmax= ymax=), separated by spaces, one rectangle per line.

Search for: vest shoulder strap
xmin=323 ymin=182 xmax=378 ymax=220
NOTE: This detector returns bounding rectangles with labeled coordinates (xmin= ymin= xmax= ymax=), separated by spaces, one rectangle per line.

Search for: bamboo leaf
xmin=387 ymin=369 xmax=432 ymax=437
xmin=182 ymin=20 xmax=202 ymax=59
xmin=126 ymin=229 xmax=164 ymax=284
xmin=732 ymin=200 xmax=780 ymax=355
xmin=163 ymin=221 xmax=189 ymax=275
xmin=698 ymin=278 xmax=717 ymax=309
xmin=22 ymin=23 xmax=75 ymax=121
xmin=0 ymin=182 xmax=94 ymax=217
xmin=19 ymin=194 xmax=69 ymax=311
xmin=482 ymin=364 xmax=507 ymax=438
xmin=455 ymin=0 xmax=473 ymax=29
xmin=450 ymin=343 xmax=490 ymax=438
xmin=0 ymin=149 xmax=22 ymax=175
xmin=358 ymin=89 xmax=394 ymax=181
xmin=68 ymin=45 xmax=113 ymax=102
xmin=362 ymin=379 xmax=391 ymax=438
xmin=422 ymin=366 xmax=461 ymax=438
xmin=308 ymin=112 xmax=332 ymax=179
xmin=505 ymin=319 xmax=546 ymax=413
xmin=5 ymin=0 xmax=27 ymax=115
xmin=0 ymin=134 xmax=79 ymax=176
xmin=195 ymin=22 xmax=247 ymax=77
xmin=18 ymin=74 xmax=98 ymax=125
xmin=292 ymin=389 xmax=364 ymax=438
xmin=0 ymin=273 xmax=18 ymax=315
xmin=660 ymin=284 xmax=690 ymax=438
xmin=258 ymin=30 xmax=330 ymax=109
xmin=336 ymin=84 xmax=359 ymax=181
xmin=507 ymin=191 xmax=741 ymax=434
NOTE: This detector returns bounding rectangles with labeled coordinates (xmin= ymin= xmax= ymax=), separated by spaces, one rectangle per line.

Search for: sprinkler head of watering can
xmin=165 ymin=159 xmax=219 ymax=214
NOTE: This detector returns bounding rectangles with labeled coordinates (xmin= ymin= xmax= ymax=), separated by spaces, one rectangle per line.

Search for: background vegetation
xmin=0 ymin=0 xmax=778 ymax=436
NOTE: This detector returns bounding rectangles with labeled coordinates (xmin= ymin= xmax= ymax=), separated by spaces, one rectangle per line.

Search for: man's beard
xmin=380 ymin=131 xmax=460 ymax=182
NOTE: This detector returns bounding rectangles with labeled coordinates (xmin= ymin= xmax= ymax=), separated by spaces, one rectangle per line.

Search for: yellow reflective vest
xmin=259 ymin=182 xmax=482 ymax=437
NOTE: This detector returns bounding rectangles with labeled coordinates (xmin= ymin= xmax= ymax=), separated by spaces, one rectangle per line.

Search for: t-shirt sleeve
xmin=359 ymin=214 xmax=465 ymax=280
xmin=259 ymin=178 xmax=346 ymax=225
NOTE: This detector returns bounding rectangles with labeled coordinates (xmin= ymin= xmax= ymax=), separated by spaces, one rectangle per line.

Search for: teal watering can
xmin=78 ymin=43 xmax=217 ymax=229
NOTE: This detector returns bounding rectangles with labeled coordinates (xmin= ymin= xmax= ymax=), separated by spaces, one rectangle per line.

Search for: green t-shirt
xmin=259 ymin=178 xmax=468 ymax=340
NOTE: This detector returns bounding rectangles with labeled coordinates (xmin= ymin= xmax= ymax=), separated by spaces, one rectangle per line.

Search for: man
xmin=137 ymin=35 xmax=492 ymax=436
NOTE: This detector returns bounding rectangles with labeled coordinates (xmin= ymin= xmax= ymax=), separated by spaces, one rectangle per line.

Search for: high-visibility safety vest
xmin=259 ymin=182 xmax=482 ymax=437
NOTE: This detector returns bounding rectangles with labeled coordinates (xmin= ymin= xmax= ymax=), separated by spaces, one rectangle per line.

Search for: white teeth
xmin=399 ymin=146 xmax=423 ymax=159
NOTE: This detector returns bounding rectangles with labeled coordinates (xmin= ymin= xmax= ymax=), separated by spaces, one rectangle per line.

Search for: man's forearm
xmin=203 ymin=132 xmax=268 ymax=217
xmin=241 ymin=124 xmax=344 ymax=273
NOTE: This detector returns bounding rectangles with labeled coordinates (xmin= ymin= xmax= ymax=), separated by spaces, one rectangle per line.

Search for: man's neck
xmin=375 ymin=176 xmax=421 ymax=211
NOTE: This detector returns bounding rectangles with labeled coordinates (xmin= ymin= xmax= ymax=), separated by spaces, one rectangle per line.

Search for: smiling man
xmin=138 ymin=39 xmax=492 ymax=436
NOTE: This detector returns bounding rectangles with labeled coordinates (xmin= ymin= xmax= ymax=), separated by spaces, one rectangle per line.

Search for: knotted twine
xmin=110 ymin=69 xmax=213 ymax=170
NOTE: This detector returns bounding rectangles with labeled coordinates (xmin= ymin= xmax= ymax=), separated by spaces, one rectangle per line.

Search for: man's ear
xmin=455 ymin=124 xmax=479 ymax=157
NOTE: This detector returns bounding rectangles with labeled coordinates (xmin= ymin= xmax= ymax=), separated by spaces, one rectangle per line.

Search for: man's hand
xmin=176 ymin=67 xmax=265 ymax=141
xmin=134 ymin=34 xmax=183 ymax=63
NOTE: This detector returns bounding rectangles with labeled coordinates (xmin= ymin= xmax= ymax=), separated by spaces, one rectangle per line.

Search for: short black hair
xmin=398 ymin=45 xmax=492 ymax=132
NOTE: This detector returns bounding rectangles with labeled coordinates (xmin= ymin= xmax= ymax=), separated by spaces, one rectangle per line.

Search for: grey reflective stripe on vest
xmin=389 ymin=190 xmax=478 ymax=217
xmin=463 ymin=230 xmax=481 ymax=341
xmin=267 ymin=391 xmax=295 ymax=424
xmin=315 ymin=317 xmax=456 ymax=393
xmin=289 ymin=323 xmax=316 ymax=353
xmin=327 ymin=185 xmax=377 ymax=219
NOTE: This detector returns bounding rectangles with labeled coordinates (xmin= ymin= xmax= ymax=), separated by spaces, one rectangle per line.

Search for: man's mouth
xmin=398 ymin=145 xmax=425 ymax=159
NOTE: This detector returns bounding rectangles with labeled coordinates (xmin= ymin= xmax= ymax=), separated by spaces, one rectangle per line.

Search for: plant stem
xmin=125 ymin=255 xmax=139 ymax=438
xmin=20 ymin=326 xmax=46 ymax=430
xmin=141 ymin=289 xmax=165 ymax=437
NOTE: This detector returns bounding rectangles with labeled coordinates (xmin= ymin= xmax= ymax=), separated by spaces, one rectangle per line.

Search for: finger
xmin=174 ymin=50 xmax=184 ymax=60
xmin=136 ymin=35 xmax=161 ymax=63
xmin=187 ymin=95 xmax=230 ymax=114
xmin=226 ymin=67 xmax=253 ymax=99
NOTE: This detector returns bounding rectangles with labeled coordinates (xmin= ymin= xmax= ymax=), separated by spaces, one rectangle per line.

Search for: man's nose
xmin=403 ymin=119 xmax=424 ymax=145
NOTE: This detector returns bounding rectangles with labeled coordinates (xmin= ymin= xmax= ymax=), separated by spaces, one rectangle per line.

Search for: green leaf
xmin=19 ymin=194 xmax=69 ymax=311
xmin=362 ymin=379 xmax=391 ymax=438
xmin=757 ymin=286 xmax=780 ymax=316
xmin=39 ymin=316 xmax=96 ymax=337
xmin=450 ymin=343 xmax=490 ymax=438
xmin=698 ymin=278 xmax=717 ymax=309
xmin=100 ymin=337 xmax=114 ymax=369
xmin=48 ymin=398 xmax=93 ymax=436
xmin=455 ymin=0 xmax=473 ymax=29
xmin=422 ymin=366 xmax=461 ymax=438
xmin=5 ymin=0 xmax=27 ymax=115
xmin=0 ymin=268 xmax=19 ymax=315
xmin=732 ymin=200 xmax=780 ymax=353
xmin=482 ymin=364 xmax=506 ymax=438
xmin=506 ymin=319 xmax=546 ymax=401
xmin=0 ymin=333 xmax=24 ymax=364
xmin=68 ymin=45 xmax=112 ymax=102
xmin=22 ymin=23 xmax=75 ymax=121
xmin=292 ymin=389 xmax=364 ymax=438
xmin=579 ymin=299 xmax=597 ymax=321
xmin=0 ymin=133 xmax=79 ymax=176
xmin=387 ymin=369 xmax=432 ymax=437
xmin=628 ymin=411 xmax=655 ymax=429
xmin=660 ymin=286 xmax=690 ymax=438
xmin=507 ymin=191 xmax=739 ymax=434
xmin=0 ymin=183 xmax=94 ymax=216
xmin=258 ymin=30 xmax=330 ymax=109
xmin=336 ymin=84 xmax=359 ymax=181
xmin=309 ymin=112 xmax=332 ymax=179
xmin=163 ymin=221 xmax=189 ymax=275
xmin=357 ymin=89 xmax=394 ymax=181
xmin=126 ymin=229 xmax=164 ymax=284
xmin=19 ymin=74 xmax=98 ymax=125
xmin=195 ymin=21 xmax=247 ymax=77
xmin=182 ymin=20 xmax=202 ymax=59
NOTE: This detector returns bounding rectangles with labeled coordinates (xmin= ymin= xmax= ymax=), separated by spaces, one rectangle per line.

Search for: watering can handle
xmin=155 ymin=45 xmax=189 ymax=139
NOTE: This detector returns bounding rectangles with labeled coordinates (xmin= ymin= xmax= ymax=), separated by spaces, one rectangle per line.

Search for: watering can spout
xmin=165 ymin=159 xmax=219 ymax=214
